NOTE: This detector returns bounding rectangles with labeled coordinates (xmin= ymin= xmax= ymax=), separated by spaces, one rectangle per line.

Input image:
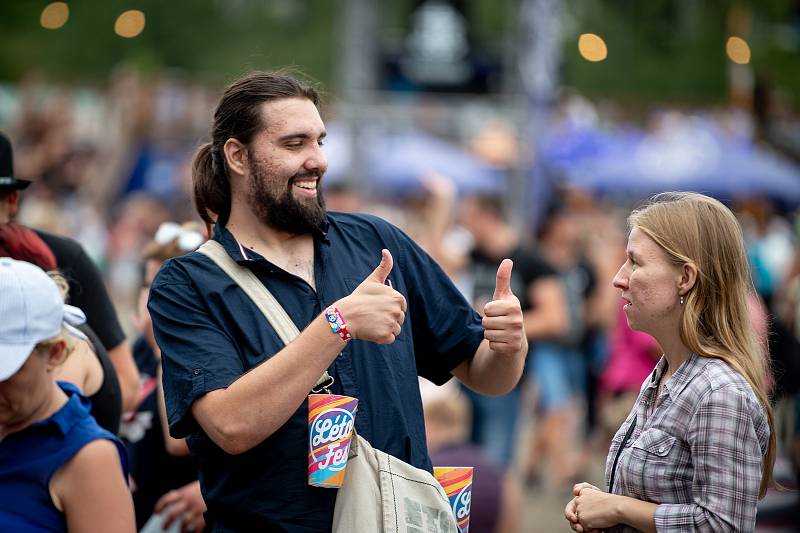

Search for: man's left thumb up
xmin=492 ymin=259 xmax=514 ymax=300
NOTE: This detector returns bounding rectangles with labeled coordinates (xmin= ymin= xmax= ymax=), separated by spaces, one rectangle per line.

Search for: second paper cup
xmin=434 ymin=466 xmax=473 ymax=533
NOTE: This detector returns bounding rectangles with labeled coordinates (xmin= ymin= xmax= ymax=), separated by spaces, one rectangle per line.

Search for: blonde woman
xmin=565 ymin=192 xmax=775 ymax=532
xmin=0 ymin=222 xmax=122 ymax=433
xmin=0 ymin=258 xmax=134 ymax=532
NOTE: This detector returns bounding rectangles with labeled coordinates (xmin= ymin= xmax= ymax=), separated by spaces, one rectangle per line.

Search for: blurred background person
xmin=0 ymin=131 xmax=140 ymax=413
xmin=322 ymin=182 xmax=363 ymax=214
xmin=0 ymin=222 xmax=122 ymax=434
xmin=121 ymin=221 xmax=207 ymax=532
xmin=0 ymin=258 xmax=134 ymax=532
xmin=421 ymin=378 xmax=522 ymax=533
xmin=598 ymin=307 xmax=661 ymax=446
xmin=521 ymin=201 xmax=598 ymax=489
xmin=458 ymin=192 xmax=568 ymax=468
xmin=400 ymin=173 xmax=467 ymax=281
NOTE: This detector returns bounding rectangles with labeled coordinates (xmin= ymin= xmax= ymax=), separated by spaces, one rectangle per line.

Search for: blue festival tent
xmin=323 ymin=125 xmax=505 ymax=196
xmin=543 ymin=121 xmax=800 ymax=205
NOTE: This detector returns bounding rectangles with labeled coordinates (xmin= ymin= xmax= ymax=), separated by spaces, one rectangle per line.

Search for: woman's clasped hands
xmin=564 ymin=482 xmax=619 ymax=533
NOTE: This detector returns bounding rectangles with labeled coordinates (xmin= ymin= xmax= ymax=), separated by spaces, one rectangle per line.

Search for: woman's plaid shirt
xmin=604 ymin=353 xmax=769 ymax=532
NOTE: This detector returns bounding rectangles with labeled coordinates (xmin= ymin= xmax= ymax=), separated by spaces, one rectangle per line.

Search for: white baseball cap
xmin=0 ymin=257 xmax=87 ymax=381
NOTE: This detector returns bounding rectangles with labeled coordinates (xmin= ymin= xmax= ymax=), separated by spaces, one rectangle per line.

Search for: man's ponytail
xmin=192 ymin=142 xmax=230 ymax=225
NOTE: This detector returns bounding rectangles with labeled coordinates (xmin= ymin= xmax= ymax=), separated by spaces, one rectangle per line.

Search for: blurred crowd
xmin=2 ymin=70 xmax=800 ymax=531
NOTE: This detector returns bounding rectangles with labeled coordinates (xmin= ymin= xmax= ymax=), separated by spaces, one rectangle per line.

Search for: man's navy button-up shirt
xmin=148 ymin=212 xmax=484 ymax=531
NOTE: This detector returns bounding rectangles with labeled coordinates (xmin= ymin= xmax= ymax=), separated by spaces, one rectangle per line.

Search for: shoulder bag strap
xmin=196 ymin=240 xmax=333 ymax=391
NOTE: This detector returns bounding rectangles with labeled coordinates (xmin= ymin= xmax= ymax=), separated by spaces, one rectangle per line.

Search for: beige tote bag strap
xmin=197 ymin=240 xmax=333 ymax=391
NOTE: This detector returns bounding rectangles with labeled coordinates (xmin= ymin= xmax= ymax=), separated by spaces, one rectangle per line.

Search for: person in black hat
xmin=0 ymin=132 xmax=31 ymax=191
xmin=0 ymin=131 xmax=140 ymax=414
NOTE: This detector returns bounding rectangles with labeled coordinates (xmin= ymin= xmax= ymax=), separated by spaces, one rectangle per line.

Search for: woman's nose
xmin=612 ymin=265 xmax=628 ymax=289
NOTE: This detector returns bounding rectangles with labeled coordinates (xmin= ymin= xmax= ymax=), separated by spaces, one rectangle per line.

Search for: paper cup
xmin=434 ymin=466 xmax=473 ymax=533
xmin=308 ymin=394 xmax=358 ymax=487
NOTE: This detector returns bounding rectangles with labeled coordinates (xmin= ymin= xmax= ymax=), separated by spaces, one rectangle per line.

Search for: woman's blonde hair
xmin=629 ymin=191 xmax=776 ymax=496
xmin=35 ymin=272 xmax=76 ymax=359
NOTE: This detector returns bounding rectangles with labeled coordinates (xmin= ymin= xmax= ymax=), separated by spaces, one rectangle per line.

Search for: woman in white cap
xmin=0 ymin=258 xmax=135 ymax=532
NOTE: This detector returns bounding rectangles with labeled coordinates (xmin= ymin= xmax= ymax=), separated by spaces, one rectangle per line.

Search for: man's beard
xmin=247 ymin=157 xmax=327 ymax=236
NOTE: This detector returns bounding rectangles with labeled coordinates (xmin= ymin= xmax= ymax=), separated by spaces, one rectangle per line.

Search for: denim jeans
xmin=463 ymin=379 xmax=523 ymax=467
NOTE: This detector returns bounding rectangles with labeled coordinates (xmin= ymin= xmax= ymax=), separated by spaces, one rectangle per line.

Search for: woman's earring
xmin=680 ymin=296 xmax=684 ymax=305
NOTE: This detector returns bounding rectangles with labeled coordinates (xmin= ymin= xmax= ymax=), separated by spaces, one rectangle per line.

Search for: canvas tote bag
xmin=198 ymin=240 xmax=458 ymax=533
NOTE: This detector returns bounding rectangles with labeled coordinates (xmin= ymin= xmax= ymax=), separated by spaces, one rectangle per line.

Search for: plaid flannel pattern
xmin=604 ymin=353 xmax=769 ymax=532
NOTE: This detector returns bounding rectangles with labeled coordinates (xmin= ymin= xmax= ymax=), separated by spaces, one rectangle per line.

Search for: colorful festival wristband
xmin=324 ymin=306 xmax=352 ymax=341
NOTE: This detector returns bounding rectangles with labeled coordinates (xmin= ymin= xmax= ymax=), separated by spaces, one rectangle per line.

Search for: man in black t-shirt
xmin=459 ymin=194 xmax=568 ymax=466
xmin=0 ymin=131 xmax=140 ymax=412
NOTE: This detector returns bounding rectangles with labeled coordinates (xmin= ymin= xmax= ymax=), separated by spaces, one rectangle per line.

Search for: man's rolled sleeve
xmin=148 ymin=261 xmax=244 ymax=438
xmin=653 ymin=386 xmax=764 ymax=532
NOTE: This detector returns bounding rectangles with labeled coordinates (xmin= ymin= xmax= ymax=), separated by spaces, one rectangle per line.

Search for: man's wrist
xmin=324 ymin=306 xmax=352 ymax=341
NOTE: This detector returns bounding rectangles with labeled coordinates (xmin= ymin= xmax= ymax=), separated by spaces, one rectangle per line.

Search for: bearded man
xmin=148 ymin=70 xmax=527 ymax=532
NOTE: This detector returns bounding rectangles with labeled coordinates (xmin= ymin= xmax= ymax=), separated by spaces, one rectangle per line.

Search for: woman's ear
xmin=44 ymin=340 xmax=68 ymax=371
xmin=678 ymin=263 xmax=698 ymax=295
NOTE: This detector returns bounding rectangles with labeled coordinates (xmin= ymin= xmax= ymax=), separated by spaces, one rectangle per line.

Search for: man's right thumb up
xmin=367 ymin=249 xmax=393 ymax=284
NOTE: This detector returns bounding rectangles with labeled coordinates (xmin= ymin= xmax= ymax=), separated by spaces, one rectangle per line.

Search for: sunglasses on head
xmin=153 ymin=222 xmax=204 ymax=252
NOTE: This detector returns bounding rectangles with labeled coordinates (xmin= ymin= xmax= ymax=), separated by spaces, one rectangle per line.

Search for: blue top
xmin=0 ymin=382 xmax=128 ymax=532
xmin=148 ymin=212 xmax=484 ymax=532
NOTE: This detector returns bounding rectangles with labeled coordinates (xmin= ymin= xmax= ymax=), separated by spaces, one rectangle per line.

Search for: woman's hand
xmin=564 ymin=483 xmax=603 ymax=533
xmin=573 ymin=486 xmax=621 ymax=531
xmin=568 ymin=482 xmax=659 ymax=533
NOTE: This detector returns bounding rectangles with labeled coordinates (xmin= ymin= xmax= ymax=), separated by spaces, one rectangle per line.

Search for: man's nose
xmin=305 ymin=145 xmax=328 ymax=174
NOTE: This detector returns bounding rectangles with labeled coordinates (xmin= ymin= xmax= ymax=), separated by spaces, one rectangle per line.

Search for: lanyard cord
xmin=608 ymin=415 xmax=637 ymax=493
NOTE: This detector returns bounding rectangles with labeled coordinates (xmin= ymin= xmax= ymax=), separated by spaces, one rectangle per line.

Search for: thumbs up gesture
xmin=482 ymin=259 xmax=525 ymax=355
xmin=335 ymin=249 xmax=407 ymax=344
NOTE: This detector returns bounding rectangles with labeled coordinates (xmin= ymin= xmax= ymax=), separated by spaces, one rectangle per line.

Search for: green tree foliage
xmin=0 ymin=0 xmax=796 ymax=103
xmin=562 ymin=0 xmax=799 ymax=103
xmin=0 ymin=0 xmax=338 ymax=85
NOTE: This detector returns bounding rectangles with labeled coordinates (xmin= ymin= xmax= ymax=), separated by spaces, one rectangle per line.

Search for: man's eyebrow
xmin=278 ymin=131 xmax=327 ymax=142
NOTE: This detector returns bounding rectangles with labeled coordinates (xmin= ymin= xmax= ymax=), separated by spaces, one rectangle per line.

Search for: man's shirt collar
xmin=212 ymin=217 xmax=331 ymax=265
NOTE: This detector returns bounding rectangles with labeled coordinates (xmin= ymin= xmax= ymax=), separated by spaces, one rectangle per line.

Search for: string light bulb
xmin=115 ymin=10 xmax=146 ymax=38
xmin=578 ymin=33 xmax=608 ymax=62
xmin=41 ymin=2 xmax=69 ymax=30
xmin=726 ymin=36 xmax=751 ymax=65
